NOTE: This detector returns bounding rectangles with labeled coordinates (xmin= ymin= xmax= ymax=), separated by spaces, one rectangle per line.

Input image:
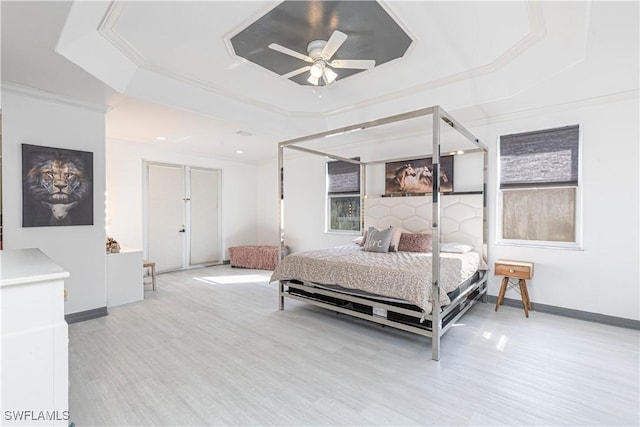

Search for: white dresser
xmin=0 ymin=248 xmax=70 ymax=426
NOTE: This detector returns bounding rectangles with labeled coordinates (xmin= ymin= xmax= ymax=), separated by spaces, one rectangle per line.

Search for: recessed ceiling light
xmin=236 ymin=150 xmax=244 ymax=154
xmin=155 ymin=136 xmax=166 ymax=141
xmin=236 ymin=130 xmax=253 ymax=137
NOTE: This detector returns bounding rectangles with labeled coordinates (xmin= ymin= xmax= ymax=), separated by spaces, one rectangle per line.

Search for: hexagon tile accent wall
xmin=364 ymin=195 xmax=484 ymax=254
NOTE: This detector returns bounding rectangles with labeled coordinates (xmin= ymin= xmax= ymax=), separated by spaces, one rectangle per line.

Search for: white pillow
xmin=389 ymin=227 xmax=403 ymax=252
xmin=441 ymin=242 xmax=474 ymax=253
xmin=352 ymin=236 xmax=364 ymax=245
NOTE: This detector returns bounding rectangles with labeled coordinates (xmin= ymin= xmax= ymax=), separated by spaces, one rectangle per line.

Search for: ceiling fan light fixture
xmin=310 ymin=62 xmax=324 ymax=78
xmin=324 ymin=67 xmax=337 ymax=84
xmin=269 ymin=30 xmax=375 ymax=87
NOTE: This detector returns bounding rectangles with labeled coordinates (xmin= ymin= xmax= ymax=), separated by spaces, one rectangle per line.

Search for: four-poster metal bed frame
xmin=276 ymin=105 xmax=488 ymax=361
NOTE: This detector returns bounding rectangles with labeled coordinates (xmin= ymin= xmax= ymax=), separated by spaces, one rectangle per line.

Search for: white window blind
xmin=327 ymin=159 xmax=360 ymax=194
xmin=500 ymin=125 xmax=580 ymax=188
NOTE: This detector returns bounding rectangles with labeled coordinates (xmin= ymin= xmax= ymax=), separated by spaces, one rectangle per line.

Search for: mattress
xmin=270 ymin=244 xmax=486 ymax=313
xmin=298 ymin=270 xmax=481 ymax=307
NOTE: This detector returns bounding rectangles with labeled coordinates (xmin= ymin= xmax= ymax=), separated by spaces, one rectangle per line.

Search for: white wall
xmin=257 ymin=161 xmax=279 ymax=245
xmin=483 ymin=96 xmax=639 ymax=321
xmin=257 ymin=95 xmax=640 ymax=321
xmin=106 ymin=140 xmax=259 ymax=261
xmin=2 ymin=91 xmax=107 ymax=315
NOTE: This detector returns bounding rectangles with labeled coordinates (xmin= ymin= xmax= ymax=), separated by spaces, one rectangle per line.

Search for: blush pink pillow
xmin=398 ymin=233 xmax=432 ymax=252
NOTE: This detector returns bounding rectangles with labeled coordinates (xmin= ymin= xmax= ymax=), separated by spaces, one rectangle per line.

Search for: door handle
xmin=178 ymin=225 xmax=186 ymax=233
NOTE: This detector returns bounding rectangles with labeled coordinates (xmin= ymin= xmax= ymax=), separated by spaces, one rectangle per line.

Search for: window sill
xmin=325 ymin=230 xmax=361 ymax=236
xmin=496 ymin=240 xmax=583 ymax=251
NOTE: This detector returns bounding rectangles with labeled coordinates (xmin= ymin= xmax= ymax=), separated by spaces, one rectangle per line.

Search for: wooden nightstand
xmin=494 ymin=259 xmax=534 ymax=317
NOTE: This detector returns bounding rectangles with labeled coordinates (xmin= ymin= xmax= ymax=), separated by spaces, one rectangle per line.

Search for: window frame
xmin=326 ymin=194 xmax=362 ymax=234
xmin=496 ymin=124 xmax=583 ymax=250
xmin=325 ymin=158 xmax=362 ymax=234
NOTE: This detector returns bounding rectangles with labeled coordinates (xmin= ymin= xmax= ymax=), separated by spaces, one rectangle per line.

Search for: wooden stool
xmin=494 ymin=259 xmax=533 ymax=317
xmin=143 ymin=260 xmax=157 ymax=291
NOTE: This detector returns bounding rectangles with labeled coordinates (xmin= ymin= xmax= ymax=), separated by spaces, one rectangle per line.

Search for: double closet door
xmin=146 ymin=163 xmax=221 ymax=273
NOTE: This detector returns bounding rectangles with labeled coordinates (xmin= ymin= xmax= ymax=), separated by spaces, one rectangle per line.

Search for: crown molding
xmin=98 ymin=0 xmax=147 ymax=68
xmin=1 ymin=81 xmax=111 ymax=114
xmin=459 ymin=89 xmax=639 ymax=129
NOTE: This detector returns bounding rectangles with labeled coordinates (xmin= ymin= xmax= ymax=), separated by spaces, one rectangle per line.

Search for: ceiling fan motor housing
xmin=307 ymin=39 xmax=328 ymax=60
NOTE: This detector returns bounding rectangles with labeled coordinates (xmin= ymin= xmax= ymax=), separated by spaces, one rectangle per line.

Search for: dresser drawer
xmin=495 ymin=260 xmax=533 ymax=280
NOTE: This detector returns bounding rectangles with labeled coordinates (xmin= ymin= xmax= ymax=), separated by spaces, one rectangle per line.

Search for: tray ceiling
xmin=59 ymin=0 xmax=560 ymax=118
xmin=3 ymin=1 xmax=637 ymax=161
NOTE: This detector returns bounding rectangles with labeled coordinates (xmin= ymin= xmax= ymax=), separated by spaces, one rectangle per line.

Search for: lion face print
xmin=22 ymin=144 xmax=94 ymax=227
xmin=27 ymin=156 xmax=89 ymax=204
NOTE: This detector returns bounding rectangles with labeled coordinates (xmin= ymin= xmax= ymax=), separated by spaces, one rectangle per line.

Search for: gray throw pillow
xmin=362 ymin=227 xmax=393 ymax=253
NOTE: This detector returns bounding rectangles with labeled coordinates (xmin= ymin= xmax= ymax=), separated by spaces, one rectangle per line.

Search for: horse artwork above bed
xmin=274 ymin=105 xmax=489 ymax=361
xmin=386 ymin=163 xmax=416 ymax=192
xmin=385 ymin=155 xmax=454 ymax=195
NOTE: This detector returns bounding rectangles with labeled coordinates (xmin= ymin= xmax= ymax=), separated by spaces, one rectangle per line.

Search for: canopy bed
xmin=273 ymin=105 xmax=488 ymax=361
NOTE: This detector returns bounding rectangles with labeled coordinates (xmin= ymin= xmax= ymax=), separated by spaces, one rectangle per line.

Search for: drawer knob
xmin=509 ymin=268 xmax=515 ymax=274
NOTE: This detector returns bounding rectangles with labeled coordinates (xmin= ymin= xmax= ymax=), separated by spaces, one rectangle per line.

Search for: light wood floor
xmin=69 ymin=265 xmax=639 ymax=426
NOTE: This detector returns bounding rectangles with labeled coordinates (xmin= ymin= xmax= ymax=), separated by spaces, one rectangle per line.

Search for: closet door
xmin=188 ymin=168 xmax=221 ymax=266
xmin=148 ymin=164 xmax=185 ymax=272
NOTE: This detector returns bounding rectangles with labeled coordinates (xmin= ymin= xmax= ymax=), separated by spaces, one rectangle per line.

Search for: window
xmin=498 ymin=125 xmax=581 ymax=247
xmin=326 ymin=158 xmax=361 ymax=232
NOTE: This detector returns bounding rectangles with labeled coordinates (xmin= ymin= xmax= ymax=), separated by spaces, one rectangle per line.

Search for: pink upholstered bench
xmin=228 ymin=245 xmax=286 ymax=270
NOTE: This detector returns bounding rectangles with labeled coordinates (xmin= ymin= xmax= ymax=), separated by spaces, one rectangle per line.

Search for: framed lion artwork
xmin=22 ymin=144 xmax=94 ymax=227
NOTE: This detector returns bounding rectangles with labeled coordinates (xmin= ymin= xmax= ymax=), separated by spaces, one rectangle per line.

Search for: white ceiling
xmin=1 ymin=1 xmax=638 ymax=162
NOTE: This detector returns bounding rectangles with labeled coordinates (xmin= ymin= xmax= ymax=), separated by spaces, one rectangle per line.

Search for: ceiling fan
xmin=268 ymin=30 xmax=376 ymax=86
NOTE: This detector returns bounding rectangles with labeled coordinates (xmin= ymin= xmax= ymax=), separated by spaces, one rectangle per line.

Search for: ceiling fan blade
xmin=280 ymin=66 xmax=311 ymax=80
xmin=330 ymin=59 xmax=376 ymax=70
xmin=321 ymin=30 xmax=348 ymax=60
xmin=268 ymin=43 xmax=313 ymax=63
